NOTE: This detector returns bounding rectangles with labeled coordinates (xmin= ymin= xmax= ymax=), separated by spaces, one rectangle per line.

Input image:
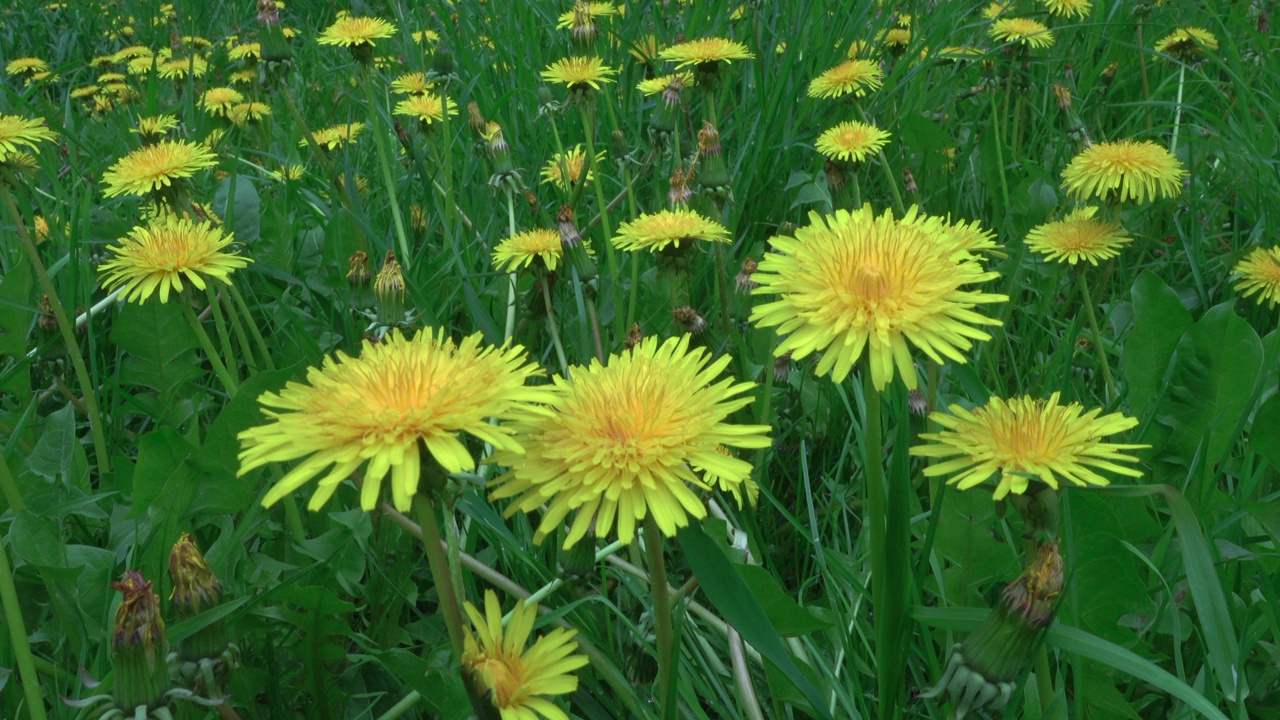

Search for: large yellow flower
xmin=1061 ymin=140 xmax=1185 ymax=204
xmin=1025 ymin=207 xmax=1130 ymax=265
xmin=102 ymin=140 xmax=218 ymax=198
xmin=750 ymin=206 xmax=1006 ymax=390
xmin=0 ymin=114 xmax=58 ymax=161
xmin=489 ymin=335 xmax=771 ymax=547
xmin=98 ymin=215 xmax=251 ymax=304
xmin=807 ymin=59 xmax=884 ymax=99
xmin=1232 ymin=246 xmax=1280 ymax=309
xmin=238 ymin=330 xmax=553 ymax=512
xmin=611 ymin=208 xmax=731 ymax=252
xmin=393 ymin=93 xmax=457 ymax=126
xmin=462 ymin=590 xmax=588 ymax=720
xmin=815 ymin=121 xmax=891 ymax=163
xmin=493 ymin=229 xmax=567 ymax=273
xmin=910 ymin=393 xmax=1147 ymax=500
xmin=988 ymin=18 xmax=1055 ymax=49
xmin=317 ymin=15 xmax=396 ymax=48
xmin=540 ymin=56 xmax=616 ymax=90
xmin=658 ymin=37 xmax=754 ymax=68
xmin=1154 ymin=26 xmax=1218 ymax=63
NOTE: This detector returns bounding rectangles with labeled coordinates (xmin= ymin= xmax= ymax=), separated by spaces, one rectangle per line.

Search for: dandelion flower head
xmin=98 ymin=214 xmax=250 ymax=304
xmin=1025 ymin=207 xmax=1130 ymax=265
xmin=1061 ymin=139 xmax=1186 ymax=204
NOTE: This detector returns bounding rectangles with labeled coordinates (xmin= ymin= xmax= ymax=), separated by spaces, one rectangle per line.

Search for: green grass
xmin=2 ymin=0 xmax=1279 ymax=719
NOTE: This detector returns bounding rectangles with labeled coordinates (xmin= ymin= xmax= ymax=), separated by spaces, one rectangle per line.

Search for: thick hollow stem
xmin=183 ymin=296 xmax=240 ymax=396
xmin=579 ymin=103 xmax=624 ymax=348
xmin=539 ymin=273 xmax=570 ymax=376
xmin=1076 ymin=271 xmax=1116 ymax=403
xmin=862 ymin=368 xmax=894 ymax=719
xmin=644 ymin=515 xmax=677 ymax=718
xmin=413 ymin=496 xmax=468 ymax=660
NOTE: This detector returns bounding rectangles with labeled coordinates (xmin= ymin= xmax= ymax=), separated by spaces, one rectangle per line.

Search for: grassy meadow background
xmin=2 ymin=0 xmax=1279 ymax=719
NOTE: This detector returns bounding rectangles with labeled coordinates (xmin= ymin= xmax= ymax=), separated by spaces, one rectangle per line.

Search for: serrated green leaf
xmin=111 ymin=300 xmax=201 ymax=400
xmin=1122 ymin=272 xmax=1194 ymax=417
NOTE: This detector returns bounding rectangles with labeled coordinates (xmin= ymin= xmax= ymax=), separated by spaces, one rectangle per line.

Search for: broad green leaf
xmin=1064 ymin=492 xmax=1154 ymax=647
xmin=1122 ymin=272 xmax=1193 ymax=416
xmin=9 ymin=510 xmax=68 ymax=568
xmin=913 ymin=607 xmax=1228 ymax=720
xmin=933 ymin=486 xmax=1015 ymax=606
xmin=1149 ymin=302 xmax=1262 ymax=470
xmin=25 ymin=403 xmax=76 ymax=484
xmin=899 ymin=112 xmax=950 ymax=160
xmin=1251 ymin=391 xmax=1280 ymax=472
xmin=678 ymin=524 xmax=832 ymax=719
xmin=735 ymin=564 xmax=831 ymax=637
xmin=1080 ymin=663 xmax=1144 ymax=720
xmin=214 ymin=174 xmax=261 ymax=246
xmin=111 ymin=300 xmax=201 ymax=401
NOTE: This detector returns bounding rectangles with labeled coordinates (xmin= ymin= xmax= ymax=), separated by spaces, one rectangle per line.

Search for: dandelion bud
xmin=902 ymin=165 xmax=919 ymax=195
xmin=1051 ymin=84 xmax=1072 ymax=112
xmin=468 ymin=101 xmax=487 ymax=136
xmin=483 ymin=122 xmax=515 ymax=176
xmin=672 ymin=305 xmax=707 ymax=334
xmin=824 ymin=160 xmax=845 ymax=192
xmin=169 ymin=533 xmax=230 ymax=663
xmin=558 ymin=527 xmax=597 ymax=579
xmin=921 ymin=543 xmax=1064 ymax=718
xmin=697 ymin=122 xmax=730 ymax=190
xmin=347 ymin=250 xmax=371 ymax=286
xmin=668 ymin=167 xmax=692 ymax=206
xmin=624 ymin=322 xmax=644 ymax=350
xmin=568 ymin=3 xmax=598 ymax=53
xmin=610 ymin=128 xmax=627 ymax=160
xmin=374 ymin=250 xmax=406 ymax=324
xmin=557 ymin=205 xmax=598 ymax=280
xmin=37 ymin=294 xmax=58 ymax=333
xmin=410 ymin=205 xmax=429 ymax=233
xmin=734 ymin=258 xmax=760 ymax=293
xmin=257 ymin=0 xmax=293 ymax=62
xmin=431 ymin=45 xmax=454 ymax=77
xmin=110 ymin=571 xmax=172 ymax=713
xmin=774 ymin=351 xmax=792 ymax=382
xmin=1099 ymin=62 xmax=1119 ymax=87
xmin=908 ymin=389 xmax=928 ymax=416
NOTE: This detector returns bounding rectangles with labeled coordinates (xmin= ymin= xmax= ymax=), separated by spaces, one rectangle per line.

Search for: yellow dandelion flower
xmin=237 ymin=329 xmax=553 ymax=512
xmin=900 ymin=207 xmax=1000 ymax=257
xmin=846 ymin=40 xmax=874 ymax=59
xmin=411 ymin=29 xmax=440 ymax=44
xmin=750 ymin=206 xmax=1007 ymax=390
xmin=98 ymin=72 xmax=127 ymax=83
xmin=317 ymin=15 xmax=396 ymax=48
xmin=1232 ymin=246 xmax=1280 ymax=309
xmin=629 ymin=34 xmax=662 ymax=64
xmin=1025 ymin=207 xmax=1130 ymax=265
xmin=815 ymin=121 xmax=891 ymax=163
xmin=556 ymin=1 xmax=617 ymax=29
xmin=981 ymin=1 xmax=1013 ymax=19
xmin=229 ymin=70 xmax=257 ymax=85
xmin=492 ymin=229 xmax=568 ymax=273
xmin=658 ymin=37 xmax=754 ymax=68
xmin=807 ymin=59 xmax=884 ymax=99
xmin=393 ymin=93 xmax=457 ymax=126
xmin=157 ymin=56 xmax=208 ymax=80
xmin=702 ymin=445 xmax=759 ymax=508
xmin=1154 ymin=26 xmax=1218 ymax=63
xmin=201 ymin=87 xmax=244 ymax=117
xmin=612 ymin=208 xmax=731 ymax=252
xmin=390 ymin=71 xmax=433 ymax=95
xmin=112 ymin=46 xmax=151 ymax=63
xmin=102 ymin=140 xmax=217 ymax=199
xmin=489 ymin=335 xmax=771 ymax=547
xmin=132 ymin=114 xmax=179 ymax=138
xmin=228 ymin=42 xmax=260 ymax=62
xmin=540 ymin=145 xmax=603 ymax=192
xmin=228 ymin=102 xmax=272 ymax=125
xmin=5 ymin=57 xmax=49 ymax=76
xmin=879 ymin=27 xmax=911 ymax=47
xmin=637 ymin=72 xmax=695 ymax=95
xmin=1041 ymin=0 xmax=1092 ymax=19
xmin=541 ymin=56 xmax=616 ymax=90
xmin=1061 ymin=139 xmax=1185 ymax=204
xmin=989 ymin=18 xmax=1055 ymax=49
xmin=98 ymin=215 xmax=251 ymax=304
xmin=71 ymin=85 xmax=100 ymax=99
xmin=462 ymin=591 xmax=588 ymax=720
xmin=299 ymin=122 xmax=365 ymax=150
xmin=0 ymin=114 xmax=58 ymax=162
xmin=910 ymin=393 xmax=1147 ymax=500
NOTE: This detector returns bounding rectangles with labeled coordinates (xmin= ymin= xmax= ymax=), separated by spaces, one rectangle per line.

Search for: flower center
xmin=477 ymin=654 xmax=526 ymax=706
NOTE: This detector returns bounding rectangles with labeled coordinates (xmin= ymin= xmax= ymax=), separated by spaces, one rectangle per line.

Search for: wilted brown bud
xmin=774 ymin=350 xmax=792 ymax=382
xmin=697 ymin=121 xmax=722 ymax=156
xmin=556 ymin=205 xmax=581 ymax=248
xmin=908 ymin=389 xmax=928 ymax=416
xmin=624 ymin=322 xmax=644 ymax=350
xmin=672 ymin=306 xmax=707 ymax=335
xmin=1099 ymin=62 xmax=1119 ymax=86
xmin=902 ymin=166 xmax=918 ymax=194
xmin=824 ymin=160 xmax=845 ymax=191
xmin=374 ymin=250 xmax=406 ymax=324
xmin=734 ymin=258 xmax=759 ymax=293
xmin=1051 ymin=84 xmax=1072 ymax=112
xmin=468 ymin=102 xmax=486 ymax=136
xmin=257 ymin=0 xmax=280 ymax=26
xmin=347 ymin=250 xmax=371 ymax=285
xmin=37 ymin=295 xmax=58 ymax=333
xmin=668 ymin=167 xmax=691 ymax=206
xmin=110 ymin=570 xmax=171 ymax=711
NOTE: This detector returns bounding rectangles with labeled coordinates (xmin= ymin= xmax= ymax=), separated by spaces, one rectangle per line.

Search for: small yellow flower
xmin=132 ymin=114 xmax=180 ymax=138
xmin=807 ymin=59 xmax=884 ymax=99
xmin=815 ymin=121 xmax=891 ymax=163
xmin=911 ymin=393 xmax=1147 ymax=500
xmin=541 ymin=56 xmax=616 ymax=90
xmin=981 ymin=1 xmax=1013 ymax=19
xmin=157 ymin=55 xmax=208 ymax=80
xmin=299 ymin=122 xmax=365 ymax=150
xmin=99 ymin=215 xmax=251 ymax=304
xmin=317 ymin=15 xmax=396 ymax=48
xmin=102 ymin=140 xmax=218 ymax=199
xmin=540 ymin=145 xmax=603 ymax=192
xmin=228 ymin=42 xmax=261 ymax=62
xmin=201 ymin=87 xmax=244 ymax=117
xmin=492 ymin=229 xmax=567 ymax=273
xmin=637 ymin=72 xmax=695 ymax=96
xmin=989 ymin=18 xmax=1055 ymax=49
xmin=393 ymin=93 xmax=457 ymax=126
xmin=462 ymin=591 xmax=588 ymax=720
xmin=1154 ymin=26 xmax=1218 ymax=63
xmin=1025 ymin=207 xmax=1130 ymax=265
xmin=0 ymin=114 xmax=58 ymax=162
xmin=5 ymin=57 xmax=49 ymax=76
xmin=489 ymin=335 xmax=770 ymax=546
xmin=612 ymin=208 xmax=731 ymax=252
xmin=390 ymin=71 xmax=433 ymax=95
xmin=228 ymin=102 xmax=272 ymax=125
xmin=1061 ymin=139 xmax=1186 ymax=204
xmin=658 ymin=37 xmax=754 ymax=68
xmin=556 ymin=1 xmax=617 ymax=29
xmin=1232 ymin=246 xmax=1280 ymax=309
xmin=238 ymin=329 xmax=553 ymax=512
xmin=1041 ymin=0 xmax=1092 ymax=19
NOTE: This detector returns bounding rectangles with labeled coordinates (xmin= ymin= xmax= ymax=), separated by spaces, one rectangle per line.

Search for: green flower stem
xmin=539 ymin=273 xmax=571 ymax=377
xmin=585 ymin=294 xmax=606 ymax=363
xmin=182 ymin=296 xmax=240 ymax=397
xmin=623 ymin=163 xmax=642 ymax=332
xmin=1076 ymin=271 xmax=1116 ymax=403
xmin=579 ymin=103 xmax=624 ymax=347
xmin=849 ymin=172 xmax=862 ymax=209
xmin=412 ymin=496 xmax=467 ymax=660
xmin=1170 ymin=63 xmax=1187 ymax=158
xmin=0 ymin=186 xmax=111 ymax=475
xmin=220 ymin=287 xmax=258 ymax=372
xmin=1138 ymin=20 xmax=1153 ymax=132
xmin=0 ymin=529 xmax=49 ymax=720
xmin=729 ymin=626 xmax=766 ymax=720
xmin=862 ymin=367 xmax=899 ymax=720
xmin=360 ymin=66 xmax=412 ymax=266
xmin=372 ymin=691 xmax=422 ymax=720
xmin=436 ymin=78 xmax=462 ymax=268
xmin=644 ymin=515 xmax=678 ymax=719
xmin=0 ymin=427 xmax=25 ymax=512
xmin=503 ymin=189 xmax=519 ymax=343
xmin=229 ymin=285 xmax=276 ymax=371
xmin=714 ymin=241 xmax=731 ymax=332
xmin=204 ymin=285 xmax=239 ymax=383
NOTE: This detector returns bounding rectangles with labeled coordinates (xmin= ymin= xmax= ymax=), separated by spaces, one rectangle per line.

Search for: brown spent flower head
xmin=347 ymin=250 xmax=371 ymax=285
xmin=624 ymin=322 xmax=643 ymax=350
xmin=110 ymin=570 xmax=172 ymax=710
xmin=735 ymin=258 xmax=759 ymax=293
xmin=1002 ymin=541 xmax=1065 ymax=627
xmin=673 ymin=305 xmax=708 ymax=334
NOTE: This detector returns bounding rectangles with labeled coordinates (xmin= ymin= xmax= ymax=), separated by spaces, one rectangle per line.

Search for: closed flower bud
xmin=169 ymin=534 xmax=230 ymax=662
xmin=624 ymin=322 xmax=644 ymax=350
xmin=734 ymin=258 xmax=759 ymax=293
xmin=669 ymin=167 xmax=692 ymax=206
xmin=347 ymin=250 xmax=370 ymax=286
xmin=374 ymin=250 xmax=406 ymax=324
xmin=110 ymin=571 xmax=172 ymax=712
xmin=697 ymin=122 xmax=730 ymax=190
xmin=557 ymin=205 xmax=597 ymax=280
